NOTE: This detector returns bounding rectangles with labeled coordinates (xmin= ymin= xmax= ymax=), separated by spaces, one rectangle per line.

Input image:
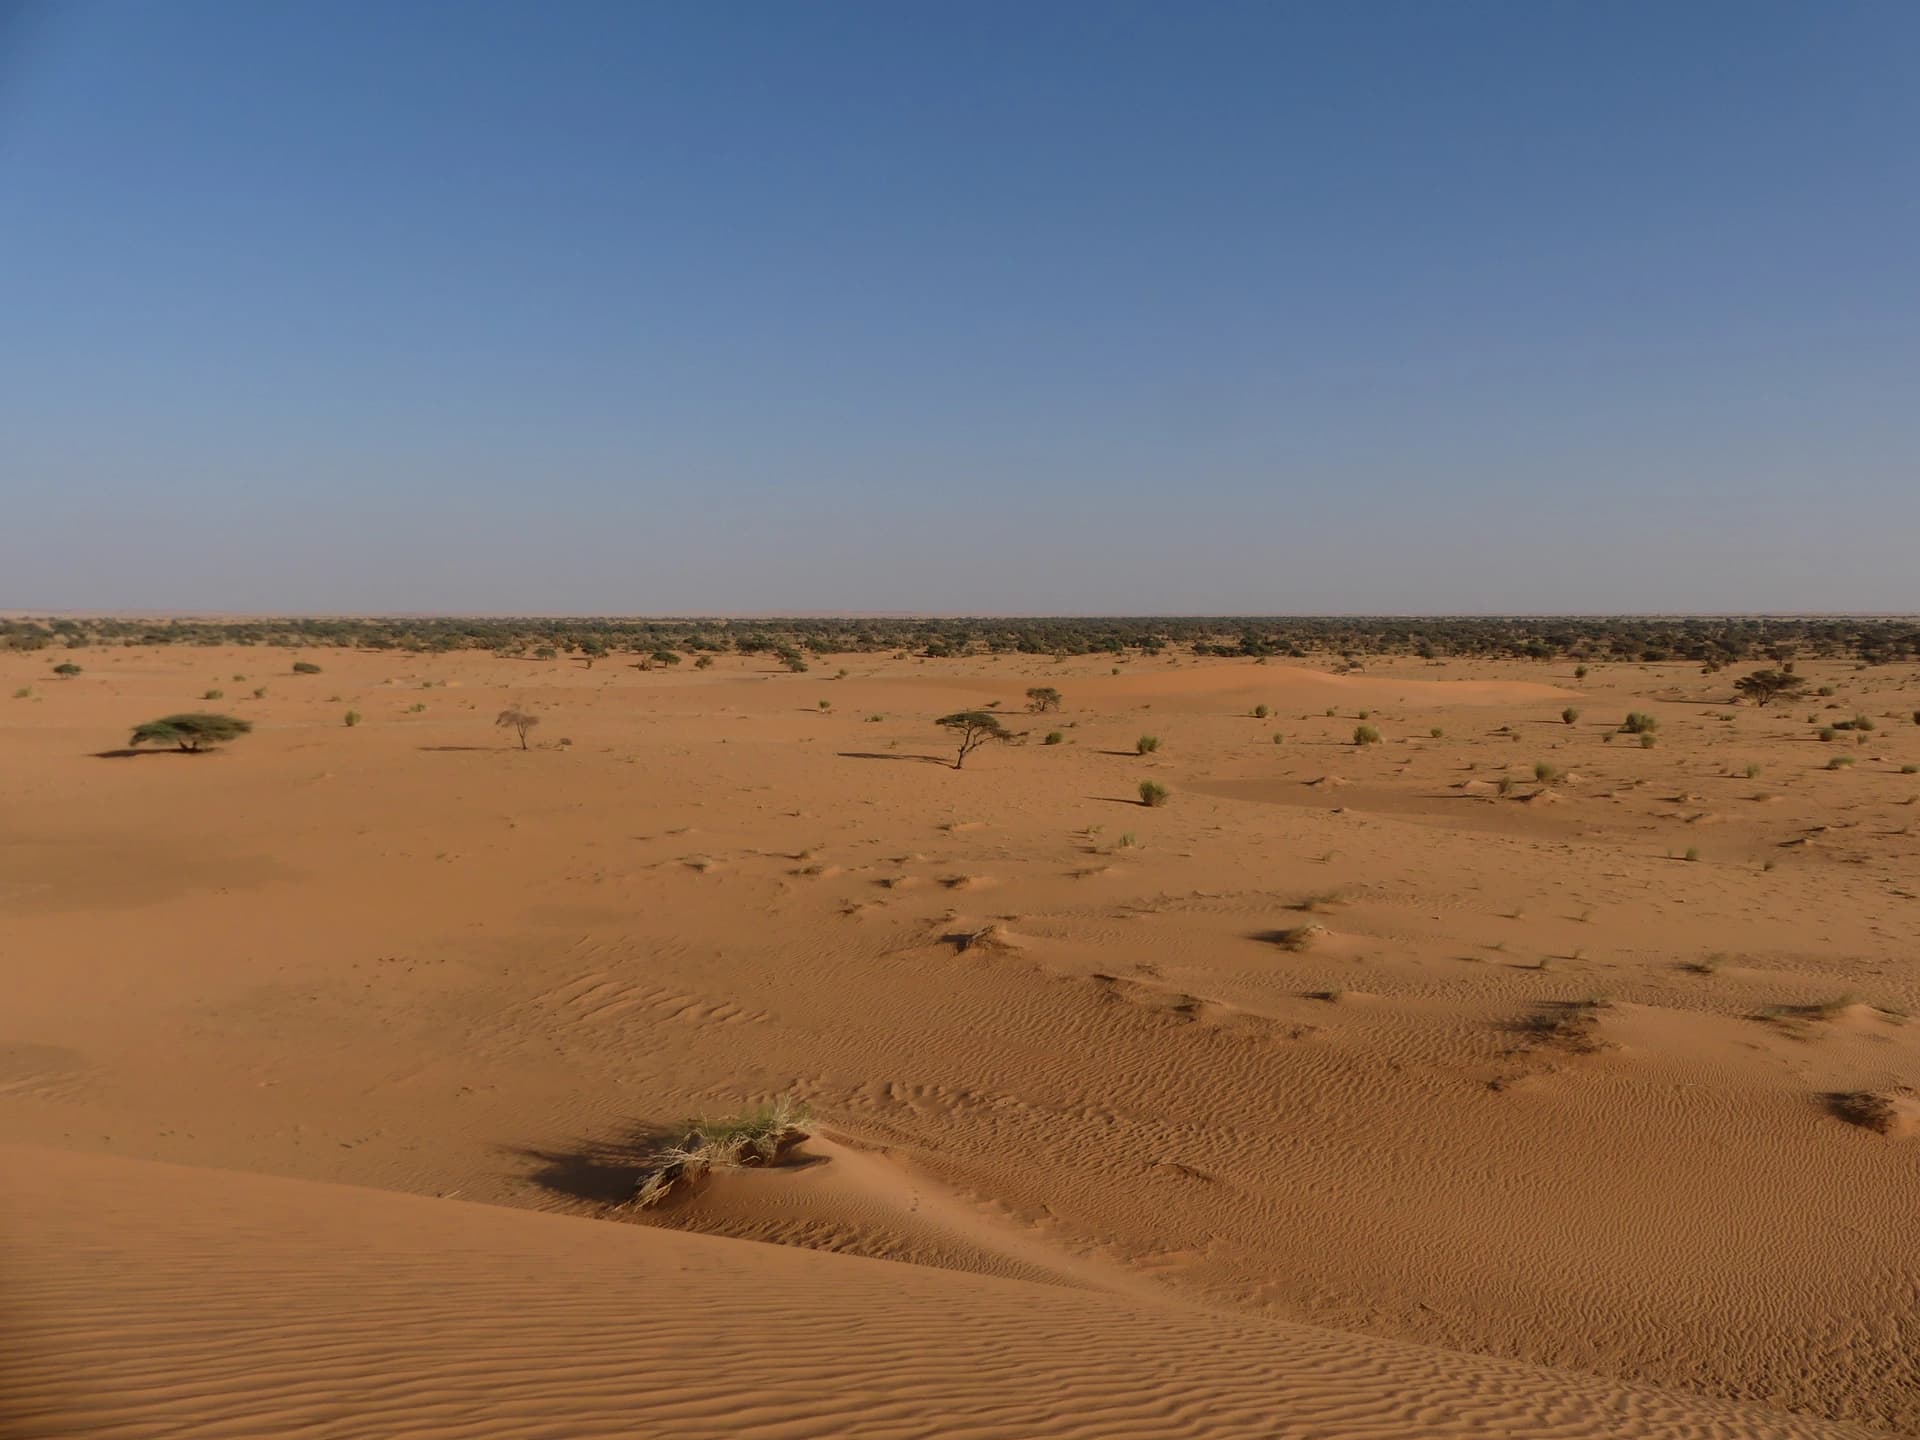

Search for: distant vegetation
xmin=7 ymin=615 xmax=1920 ymax=664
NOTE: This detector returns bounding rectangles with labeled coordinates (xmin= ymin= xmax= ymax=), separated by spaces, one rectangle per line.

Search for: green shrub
xmin=1683 ymin=847 xmax=1700 ymax=862
xmin=203 ymin=689 xmax=224 ymax=700
xmin=1353 ymin=724 xmax=1381 ymax=746
xmin=1901 ymin=764 xmax=1918 ymax=775
xmin=1025 ymin=687 xmax=1063 ymax=713
xmin=1253 ymin=703 xmax=1270 ymax=719
xmin=1622 ymin=712 xmax=1658 ymax=734
xmin=1827 ymin=756 xmax=1854 ymax=770
xmin=344 ymin=710 xmax=362 ymax=727
xmin=12 ymin=686 xmax=33 ymax=700
xmin=1574 ymin=665 xmax=1589 ymax=680
xmin=1136 ymin=734 xmax=1160 ymax=754
xmin=694 ymin=655 xmax=714 ymax=670
xmin=1533 ymin=761 xmax=1561 ymax=784
xmin=1561 ymin=707 xmax=1580 ymax=725
xmin=1272 ymin=732 xmax=1284 ymax=744
xmin=1138 ymin=780 xmax=1169 ymax=807
xmin=292 ymin=661 xmax=322 ymax=674
xmin=52 ymin=662 xmax=81 ymax=677
xmin=1638 ymin=732 xmax=1656 ymax=749
xmin=1430 ymin=726 xmax=1443 ymax=738
xmin=1044 ymin=730 xmax=1064 ymax=745
xmin=1819 ymin=727 xmax=1837 ymax=742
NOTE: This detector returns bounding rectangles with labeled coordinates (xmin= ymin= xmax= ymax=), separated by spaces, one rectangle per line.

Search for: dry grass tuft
xmin=632 ymin=1096 xmax=810 ymax=1208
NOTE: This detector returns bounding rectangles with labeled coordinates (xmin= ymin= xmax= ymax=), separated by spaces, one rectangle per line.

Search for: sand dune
xmin=3 ymin=645 xmax=1917 ymax=1435
xmin=1 ymin=1145 xmax=1878 ymax=1440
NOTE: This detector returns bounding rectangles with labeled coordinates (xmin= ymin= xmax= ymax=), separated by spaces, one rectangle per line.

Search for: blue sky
xmin=3 ymin=0 xmax=1915 ymax=613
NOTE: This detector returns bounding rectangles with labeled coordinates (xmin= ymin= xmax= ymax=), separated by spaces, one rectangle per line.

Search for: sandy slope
xmin=2 ymin=645 xmax=1918 ymax=1434
xmin=0 ymin=1144 xmax=1882 ymax=1440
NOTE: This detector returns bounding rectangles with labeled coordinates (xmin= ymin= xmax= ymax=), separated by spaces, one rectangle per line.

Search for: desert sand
xmin=3 ymin=643 xmax=1917 ymax=1437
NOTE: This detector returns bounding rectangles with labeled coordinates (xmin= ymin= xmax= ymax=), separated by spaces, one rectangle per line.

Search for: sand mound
xmin=0 ymin=1146 xmax=1859 ymax=1440
xmin=1831 ymin=1088 xmax=1920 ymax=1138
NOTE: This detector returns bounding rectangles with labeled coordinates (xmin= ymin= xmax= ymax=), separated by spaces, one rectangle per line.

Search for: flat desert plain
xmin=3 ymin=643 xmax=1917 ymax=1438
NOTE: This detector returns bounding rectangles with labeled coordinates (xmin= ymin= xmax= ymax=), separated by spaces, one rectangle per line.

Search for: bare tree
xmin=936 ymin=710 xmax=1013 ymax=769
xmin=496 ymin=708 xmax=539 ymax=749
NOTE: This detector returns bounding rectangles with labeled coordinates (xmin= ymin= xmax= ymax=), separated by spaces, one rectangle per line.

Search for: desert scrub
xmin=1138 ymin=779 xmax=1170 ymax=807
xmin=1622 ymin=712 xmax=1658 ymax=735
xmin=1136 ymin=734 xmax=1161 ymax=754
xmin=292 ymin=661 xmax=322 ymax=674
xmin=203 ymin=689 xmax=224 ymax=700
xmin=1044 ymin=730 xmax=1064 ymax=745
xmin=1353 ymin=724 xmax=1381 ymax=746
xmin=344 ymin=710 xmax=362 ymax=727
xmin=1561 ymin=707 xmax=1580 ymax=725
xmin=1253 ymin=703 xmax=1270 ymax=719
xmin=632 ymin=1097 xmax=809 ymax=1209
xmin=1533 ymin=761 xmax=1562 ymax=785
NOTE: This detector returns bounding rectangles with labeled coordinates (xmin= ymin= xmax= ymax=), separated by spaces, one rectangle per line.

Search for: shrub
xmin=532 ymin=647 xmax=557 ymax=661
xmin=252 ymin=687 xmax=267 ymax=699
xmin=651 ymin=649 xmax=683 ymax=667
xmin=1638 ymin=732 xmax=1656 ymax=749
xmin=817 ymin=699 xmax=831 ymax=710
xmin=936 ymin=710 xmax=1014 ymax=769
xmin=409 ymin=702 xmax=426 ymax=713
xmin=203 ymin=689 xmax=224 ymax=700
xmin=292 ymin=661 xmax=322 ymax=674
xmin=1817 ymin=685 xmax=1835 ymax=697
xmin=342 ymin=710 xmax=361 ymax=727
xmin=128 ymin=712 xmax=252 ymax=752
xmin=1744 ymin=762 xmax=1762 ymax=779
xmin=1827 ymin=756 xmax=1854 ymax=770
xmin=1044 ymin=730 xmax=1064 ymax=745
xmin=1430 ymin=727 xmax=1443 ymax=738
xmin=1561 ymin=707 xmax=1580 ymax=725
xmin=1353 ymin=724 xmax=1381 ymax=746
xmin=496 ymin=707 xmax=539 ymax=749
xmin=1533 ymin=761 xmax=1562 ymax=785
xmin=12 ymin=686 xmax=33 ymax=699
xmin=1272 ymin=732 xmax=1284 ymax=744
xmin=1025 ymin=686 xmax=1062 ymax=713
xmin=1138 ymin=780 xmax=1169 ymax=807
xmin=1818 ymin=727 xmax=1837 ymax=743
xmin=1683 ymin=847 xmax=1700 ymax=862
xmin=52 ymin=662 xmax=81 ymax=677
xmin=1136 ymin=734 xmax=1160 ymax=754
xmin=1253 ymin=703 xmax=1270 ymax=719
xmin=1574 ymin=665 xmax=1589 ymax=680
xmin=694 ymin=655 xmax=714 ymax=670
xmin=1902 ymin=764 xmax=1919 ymax=775
xmin=1622 ymin=712 xmax=1658 ymax=734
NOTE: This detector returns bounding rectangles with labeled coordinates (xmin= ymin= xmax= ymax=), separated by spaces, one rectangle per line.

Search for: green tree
xmin=936 ymin=710 xmax=1013 ymax=769
xmin=128 ymin=713 xmax=253 ymax=753
xmin=1025 ymin=686 xmax=1062 ymax=713
xmin=1733 ymin=668 xmax=1808 ymax=707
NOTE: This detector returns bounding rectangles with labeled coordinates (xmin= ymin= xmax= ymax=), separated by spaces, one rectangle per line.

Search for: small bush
xmin=292 ymin=661 xmax=322 ymax=675
xmin=1638 ymin=733 xmax=1656 ymax=749
xmin=1622 ymin=712 xmax=1658 ymax=734
xmin=1136 ymin=734 xmax=1160 ymax=754
xmin=1744 ymin=762 xmax=1761 ymax=779
xmin=344 ymin=710 xmax=362 ymax=727
xmin=52 ymin=662 xmax=81 ymax=677
xmin=1901 ymin=764 xmax=1918 ymax=775
xmin=203 ymin=689 xmax=224 ymax=700
xmin=1044 ymin=730 xmax=1064 ymax=745
xmin=1561 ymin=707 xmax=1580 ymax=725
xmin=1533 ymin=761 xmax=1562 ymax=785
xmin=1025 ymin=687 xmax=1063 ymax=713
xmin=694 ymin=655 xmax=714 ymax=670
xmin=1574 ymin=665 xmax=1589 ymax=680
xmin=1826 ymin=756 xmax=1854 ymax=770
xmin=1138 ymin=780 xmax=1170 ymax=807
xmin=1271 ymin=732 xmax=1284 ymax=744
xmin=1253 ymin=703 xmax=1270 ymax=719
xmin=1816 ymin=685 xmax=1835 ymax=697
xmin=817 ymin=699 xmax=831 ymax=710
xmin=1430 ymin=726 xmax=1443 ymax=738
xmin=1353 ymin=724 xmax=1381 ymax=746
xmin=252 ymin=687 xmax=268 ymax=699
xmin=12 ymin=686 xmax=34 ymax=699
xmin=1818 ymin=727 xmax=1837 ymax=742
xmin=409 ymin=702 xmax=426 ymax=713
xmin=1683 ymin=847 xmax=1700 ymax=862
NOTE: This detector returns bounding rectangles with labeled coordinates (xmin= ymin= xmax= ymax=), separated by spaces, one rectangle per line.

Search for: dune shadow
xmin=505 ymin=1121 xmax=683 ymax=1207
xmin=837 ymin=751 xmax=950 ymax=765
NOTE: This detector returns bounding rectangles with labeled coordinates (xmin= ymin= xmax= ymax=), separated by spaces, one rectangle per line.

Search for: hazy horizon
xmin=5 ymin=1 xmax=1916 ymax=613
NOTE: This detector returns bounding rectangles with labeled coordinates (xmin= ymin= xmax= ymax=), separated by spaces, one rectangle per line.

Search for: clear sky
xmin=3 ymin=0 xmax=1915 ymax=615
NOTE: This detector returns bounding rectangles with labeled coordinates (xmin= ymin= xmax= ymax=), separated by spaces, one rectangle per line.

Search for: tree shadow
xmin=416 ymin=745 xmax=501 ymax=752
xmin=837 ymin=751 xmax=950 ymax=765
xmin=1088 ymin=795 xmax=1152 ymax=806
xmin=91 ymin=748 xmax=210 ymax=759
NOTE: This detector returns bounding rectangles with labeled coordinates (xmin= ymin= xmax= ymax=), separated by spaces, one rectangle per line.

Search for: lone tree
xmin=936 ymin=710 xmax=1013 ymax=769
xmin=128 ymin=712 xmax=252 ymax=753
xmin=496 ymin=707 xmax=540 ymax=749
xmin=1733 ymin=668 xmax=1809 ymax=707
xmin=1025 ymin=686 xmax=1062 ymax=713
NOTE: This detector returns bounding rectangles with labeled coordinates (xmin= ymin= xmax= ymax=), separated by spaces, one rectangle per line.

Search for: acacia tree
xmin=936 ymin=710 xmax=1014 ymax=769
xmin=1025 ymin=686 xmax=1062 ymax=713
xmin=128 ymin=712 xmax=253 ymax=753
xmin=1733 ymin=668 xmax=1809 ymax=706
xmin=496 ymin=708 xmax=539 ymax=749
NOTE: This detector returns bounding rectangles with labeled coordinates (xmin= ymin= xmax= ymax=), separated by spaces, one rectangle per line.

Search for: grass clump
xmin=1622 ymin=712 xmax=1658 ymax=735
xmin=1533 ymin=761 xmax=1562 ymax=785
xmin=1138 ymin=779 xmax=1170 ymax=807
xmin=1136 ymin=734 xmax=1161 ymax=754
xmin=1044 ymin=730 xmax=1064 ymax=745
xmin=344 ymin=710 xmax=362 ymax=727
xmin=632 ymin=1097 xmax=809 ymax=1209
xmin=1561 ymin=707 xmax=1580 ymax=725
xmin=1252 ymin=703 xmax=1270 ymax=719
xmin=292 ymin=661 xmax=322 ymax=675
xmin=1353 ymin=724 xmax=1381 ymax=746
xmin=203 ymin=688 xmax=224 ymax=700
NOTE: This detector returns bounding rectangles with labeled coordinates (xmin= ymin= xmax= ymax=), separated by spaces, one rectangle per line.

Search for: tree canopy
xmin=128 ymin=712 xmax=253 ymax=752
xmin=936 ymin=710 xmax=1015 ymax=769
